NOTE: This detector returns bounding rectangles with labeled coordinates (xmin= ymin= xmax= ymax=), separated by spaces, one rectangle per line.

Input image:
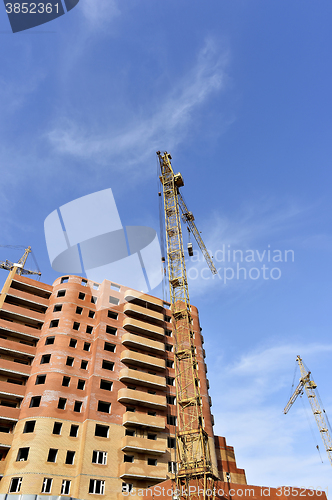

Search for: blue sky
xmin=1 ymin=0 xmax=332 ymax=493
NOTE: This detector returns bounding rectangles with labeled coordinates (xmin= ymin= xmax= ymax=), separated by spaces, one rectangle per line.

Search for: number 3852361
xmin=5 ymin=3 xmax=59 ymax=14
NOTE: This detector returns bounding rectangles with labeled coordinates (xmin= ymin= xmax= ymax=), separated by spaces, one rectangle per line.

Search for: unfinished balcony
xmin=123 ymin=412 xmax=165 ymax=430
xmin=0 ymin=381 xmax=26 ymax=399
xmin=120 ymin=350 xmax=165 ymax=371
xmin=123 ymin=318 xmax=164 ymax=341
xmin=0 ymin=318 xmax=40 ymax=341
xmin=0 ymin=358 xmax=31 ymax=378
xmin=124 ymin=303 xmax=164 ymax=326
xmin=119 ymin=368 xmax=166 ymax=391
xmin=121 ymin=436 xmax=166 ymax=455
xmin=118 ymin=388 xmax=166 ymax=410
xmin=124 ymin=290 xmax=164 ymax=312
xmin=0 ymin=304 xmax=44 ymax=329
xmin=122 ymin=333 xmax=165 ymax=355
xmin=119 ymin=462 xmax=166 ymax=481
xmin=6 ymin=288 xmax=49 ymax=313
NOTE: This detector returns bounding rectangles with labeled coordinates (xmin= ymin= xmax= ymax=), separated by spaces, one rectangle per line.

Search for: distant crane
xmin=157 ymin=151 xmax=219 ymax=500
xmin=0 ymin=246 xmax=41 ymax=309
xmin=284 ymin=355 xmax=332 ymax=466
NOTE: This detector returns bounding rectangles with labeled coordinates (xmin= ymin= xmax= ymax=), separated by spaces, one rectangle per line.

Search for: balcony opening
xmin=61 ymin=480 xmax=71 ymax=495
xmin=167 ymin=437 xmax=176 ymax=448
xmin=29 ymin=396 xmax=41 ymax=408
xmin=104 ymin=342 xmax=115 ymax=353
xmin=102 ymin=360 xmax=114 ymax=371
xmin=148 ymin=411 xmax=156 ymax=417
xmin=35 ymin=374 xmax=46 ymax=385
xmin=125 ymin=429 xmax=135 ymax=436
xmin=126 ymin=407 xmax=135 ymax=413
xmin=58 ymin=398 xmax=67 ymax=410
xmin=53 ymin=422 xmax=62 ymax=435
xmin=74 ymin=401 xmax=83 ymax=413
xmin=9 ymin=477 xmax=22 ymax=493
xmin=70 ymin=424 xmax=79 ymax=437
xmin=77 ymin=379 xmax=85 ymax=390
xmin=23 ymin=421 xmax=35 ymax=433
xmin=95 ymin=424 xmax=109 ymax=438
xmin=65 ymin=450 xmax=75 ymax=465
xmin=122 ymin=483 xmax=133 ymax=493
xmin=106 ymin=325 xmax=117 ymax=335
xmin=100 ymin=379 xmax=113 ymax=391
xmin=148 ymin=458 xmax=157 ymax=466
xmin=124 ymin=455 xmax=134 ymax=463
xmin=167 ymin=415 xmax=177 ymax=426
xmin=148 ymin=433 xmax=157 ymax=440
xmin=47 ymin=448 xmax=58 ymax=463
xmin=89 ymin=479 xmax=105 ymax=495
xmin=97 ymin=401 xmax=111 ymax=413
xmin=109 ymin=295 xmax=119 ymax=305
xmin=148 ymin=390 xmax=156 ymax=395
xmin=108 ymin=310 xmax=118 ymax=320
xmin=92 ymin=450 xmax=107 ymax=465
xmin=41 ymin=477 xmax=53 ymax=494
xmin=66 ymin=357 xmax=74 ymax=367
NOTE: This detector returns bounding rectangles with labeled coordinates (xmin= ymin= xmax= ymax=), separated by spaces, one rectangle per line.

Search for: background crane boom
xmin=284 ymin=355 xmax=332 ymax=467
xmin=177 ymin=191 xmax=217 ymax=276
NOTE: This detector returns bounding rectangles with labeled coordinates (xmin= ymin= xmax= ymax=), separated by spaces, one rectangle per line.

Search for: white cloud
xmin=46 ymin=38 xmax=229 ymax=171
xmin=210 ymin=343 xmax=332 ymax=491
xmin=79 ymin=0 xmax=120 ymax=27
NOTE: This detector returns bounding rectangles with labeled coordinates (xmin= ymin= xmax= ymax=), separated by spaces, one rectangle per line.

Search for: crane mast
xmin=284 ymin=355 xmax=332 ymax=467
xmin=157 ymin=151 xmax=218 ymax=500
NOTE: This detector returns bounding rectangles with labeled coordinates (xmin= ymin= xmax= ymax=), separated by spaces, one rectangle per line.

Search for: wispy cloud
xmin=79 ymin=0 xmax=120 ymax=27
xmin=46 ymin=38 xmax=229 ymax=172
xmin=185 ymin=199 xmax=307 ymax=297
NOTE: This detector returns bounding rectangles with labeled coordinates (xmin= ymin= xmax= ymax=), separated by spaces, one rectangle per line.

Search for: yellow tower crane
xmin=157 ymin=151 xmax=219 ymax=500
xmin=0 ymin=246 xmax=41 ymax=309
xmin=284 ymin=355 xmax=332 ymax=467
